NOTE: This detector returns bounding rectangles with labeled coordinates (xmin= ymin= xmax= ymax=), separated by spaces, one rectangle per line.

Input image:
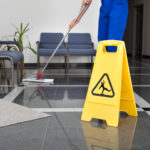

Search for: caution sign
xmin=92 ymin=73 xmax=115 ymax=98
xmin=81 ymin=40 xmax=138 ymax=127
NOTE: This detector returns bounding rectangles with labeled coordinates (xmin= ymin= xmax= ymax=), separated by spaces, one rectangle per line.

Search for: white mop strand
xmin=23 ymin=78 xmax=54 ymax=83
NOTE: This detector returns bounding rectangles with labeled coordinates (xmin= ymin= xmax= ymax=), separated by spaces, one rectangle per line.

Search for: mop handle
xmin=41 ymin=3 xmax=88 ymax=73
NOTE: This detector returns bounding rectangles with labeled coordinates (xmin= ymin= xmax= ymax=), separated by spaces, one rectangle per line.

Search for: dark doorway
xmin=132 ymin=4 xmax=143 ymax=57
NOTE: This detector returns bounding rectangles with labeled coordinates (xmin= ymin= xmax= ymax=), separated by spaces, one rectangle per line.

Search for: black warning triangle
xmin=92 ymin=73 xmax=115 ymax=98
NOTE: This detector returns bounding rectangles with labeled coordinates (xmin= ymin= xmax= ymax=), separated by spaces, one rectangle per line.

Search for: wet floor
xmin=0 ymin=57 xmax=150 ymax=149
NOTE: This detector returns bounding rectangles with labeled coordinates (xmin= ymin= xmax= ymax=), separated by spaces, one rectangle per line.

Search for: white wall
xmin=0 ymin=0 xmax=100 ymax=63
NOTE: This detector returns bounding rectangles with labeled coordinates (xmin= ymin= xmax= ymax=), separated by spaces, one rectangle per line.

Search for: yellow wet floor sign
xmin=81 ymin=40 xmax=138 ymax=127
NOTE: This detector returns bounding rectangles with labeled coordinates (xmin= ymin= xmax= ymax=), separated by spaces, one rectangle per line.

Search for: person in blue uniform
xmin=69 ymin=0 xmax=128 ymax=52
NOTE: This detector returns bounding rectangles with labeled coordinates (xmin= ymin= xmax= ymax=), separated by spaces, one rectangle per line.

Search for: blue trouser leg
xmin=98 ymin=0 xmax=113 ymax=41
xmin=98 ymin=0 xmax=128 ymax=52
xmin=97 ymin=13 xmax=109 ymax=42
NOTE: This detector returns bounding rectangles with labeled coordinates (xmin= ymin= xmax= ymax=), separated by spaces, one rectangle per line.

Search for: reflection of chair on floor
xmin=81 ymin=116 xmax=137 ymax=150
xmin=23 ymin=87 xmax=65 ymax=107
xmin=37 ymin=87 xmax=65 ymax=101
xmin=68 ymin=87 xmax=88 ymax=100
xmin=0 ymin=41 xmax=24 ymax=86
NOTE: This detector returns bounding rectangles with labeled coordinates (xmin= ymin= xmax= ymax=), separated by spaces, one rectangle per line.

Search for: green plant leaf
xmin=23 ymin=23 xmax=30 ymax=34
xmin=28 ymin=47 xmax=37 ymax=55
xmin=28 ymin=42 xmax=37 ymax=55
xmin=12 ymin=24 xmax=19 ymax=33
xmin=12 ymin=22 xmax=32 ymax=53
xmin=20 ymin=22 xmax=23 ymax=33
xmin=23 ymin=28 xmax=30 ymax=34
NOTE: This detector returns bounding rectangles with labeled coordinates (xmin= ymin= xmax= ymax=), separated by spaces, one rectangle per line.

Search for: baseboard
xmin=24 ymin=63 xmax=93 ymax=69
xmin=143 ymin=55 xmax=150 ymax=59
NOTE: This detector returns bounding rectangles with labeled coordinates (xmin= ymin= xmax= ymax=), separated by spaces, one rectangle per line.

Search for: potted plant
xmin=0 ymin=23 xmax=37 ymax=74
xmin=13 ymin=22 xmax=37 ymax=54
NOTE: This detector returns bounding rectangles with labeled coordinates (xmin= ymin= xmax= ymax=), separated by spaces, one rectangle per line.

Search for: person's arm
xmin=69 ymin=0 xmax=92 ymax=29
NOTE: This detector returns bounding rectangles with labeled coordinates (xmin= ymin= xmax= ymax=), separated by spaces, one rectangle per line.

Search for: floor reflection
xmin=14 ymin=86 xmax=88 ymax=108
xmin=81 ymin=115 xmax=137 ymax=150
xmin=0 ymin=86 xmax=13 ymax=98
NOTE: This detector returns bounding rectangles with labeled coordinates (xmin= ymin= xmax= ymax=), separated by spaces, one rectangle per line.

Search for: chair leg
xmin=67 ymin=54 xmax=69 ymax=74
xmin=91 ymin=56 xmax=93 ymax=64
xmin=37 ymin=55 xmax=40 ymax=72
xmin=65 ymin=54 xmax=69 ymax=74
xmin=16 ymin=62 xmax=19 ymax=85
xmin=66 ymin=46 xmax=69 ymax=74
xmin=65 ymin=56 xmax=67 ymax=74
xmin=11 ymin=62 xmax=14 ymax=87
xmin=20 ymin=60 xmax=23 ymax=81
xmin=91 ymin=56 xmax=94 ymax=72
xmin=18 ymin=61 xmax=22 ymax=84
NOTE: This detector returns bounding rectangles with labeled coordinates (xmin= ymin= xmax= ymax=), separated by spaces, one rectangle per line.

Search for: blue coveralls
xmin=98 ymin=0 xmax=128 ymax=51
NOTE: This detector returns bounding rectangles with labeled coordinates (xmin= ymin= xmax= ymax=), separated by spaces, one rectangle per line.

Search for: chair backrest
xmin=68 ymin=33 xmax=92 ymax=45
xmin=40 ymin=33 xmax=64 ymax=44
xmin=40 ymin=33 xmax=65 ymax=49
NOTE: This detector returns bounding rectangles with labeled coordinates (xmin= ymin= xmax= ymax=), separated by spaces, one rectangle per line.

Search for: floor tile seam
xmin=32 ymin=108 xmax=150 ymax=116
xmin=22 ymin=85 xmax=89 ymax=88
xmin=134 ymin=92 xmax=150 ymax=108
xmin=146 ymin=111 xmax=150 ymax=116
xmin=40 ymin=119 xmax=50 ymax=150
xmin=32 ymin=108 xmax=145 ymax=112
xmin=27 ymin=73 xmax=150 ymax=76
xmin=17 ymin=84 xmax=150 ymax=88
xmin=2 ymin=70 xmax=37 ymax=102
xmin=34 ymin=74 xmax=91 ymax=76
xmin=131 ymin=74 xmax=150 ymax=76
xmin=3 ymin=85 xmax=150 ymax=102
xmin=3 ymin=86 xmax=25 ymax=102
xmin=133 ymin=85 xmax=150 ymax=87
xmin=141 ymin=62 xmax=150 ymax=67
xmin=130 ymin=67 xmax=150 ymax=68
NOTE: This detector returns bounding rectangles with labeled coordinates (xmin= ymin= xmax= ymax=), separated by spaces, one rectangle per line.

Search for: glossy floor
xmin=0 ymin=57 xmax=150 ymax=150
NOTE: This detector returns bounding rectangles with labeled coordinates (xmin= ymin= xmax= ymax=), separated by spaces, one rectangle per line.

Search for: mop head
xmin=37 ymin=72 xmax=42 ymax=80
xmin=23 ymin=78 xmax=54 ymax=83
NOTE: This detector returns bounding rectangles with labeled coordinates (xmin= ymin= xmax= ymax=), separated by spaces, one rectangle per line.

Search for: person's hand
xmin=69 ymin=0 xmax=92 ymax=29
xmin=69 ymin=18 xmax=80 ymax=30
xmin=84 ymin=0 xmax=92 ymax=5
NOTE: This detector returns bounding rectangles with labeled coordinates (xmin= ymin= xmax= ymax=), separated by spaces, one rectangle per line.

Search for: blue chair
xmin=37 ymin=33 xmax=68 ymax=70
xmin=0 ymin=41 xmax=24 ymax=86
xmin=68 ymin=33 xmax=96 ymax=63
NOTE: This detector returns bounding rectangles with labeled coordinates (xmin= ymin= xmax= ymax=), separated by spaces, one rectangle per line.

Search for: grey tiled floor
xmin=0 ymin=57 xmax=150 ymax=149
xmin=0 ymin=112 xmax=149 ymax=150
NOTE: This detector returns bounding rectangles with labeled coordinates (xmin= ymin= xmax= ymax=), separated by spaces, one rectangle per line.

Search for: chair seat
xmin=39 ymin=43 xmax=66 ymax=49
xmin=38 ymin=48 xmax=67 ymax=56
xmin=69 ymin=49 xmax=96 ymax=56
xmin=0 ymin=51 xmax=24 ymax=63
xmin=68 ymin=44 xmax=93 ymax=49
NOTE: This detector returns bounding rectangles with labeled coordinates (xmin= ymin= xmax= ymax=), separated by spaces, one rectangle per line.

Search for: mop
xmin=23 ymin=3 xmax=88 ymax=83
